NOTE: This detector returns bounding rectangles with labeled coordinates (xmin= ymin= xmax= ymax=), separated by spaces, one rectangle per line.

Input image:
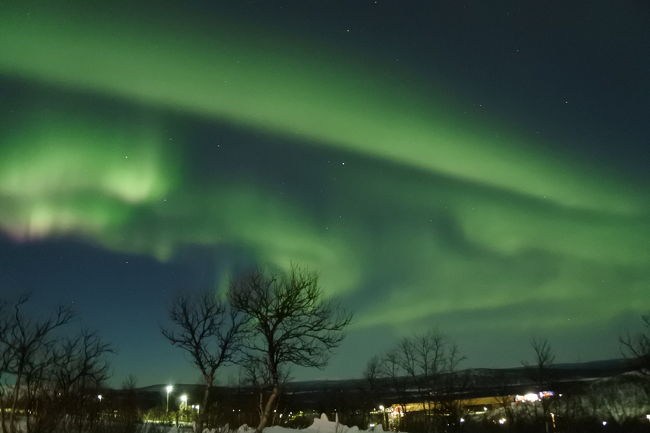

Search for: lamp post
xmin=97 ymin=395 xmax=103 ymax=420
xmin=378 ymin=405 xmax=388 ymax=429
xmin=165 ymin=385 xmax=174 ymax=413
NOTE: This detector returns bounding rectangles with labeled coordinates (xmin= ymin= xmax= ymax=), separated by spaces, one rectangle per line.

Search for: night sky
xmin=1 ymin=1 xmax=648 ymax=387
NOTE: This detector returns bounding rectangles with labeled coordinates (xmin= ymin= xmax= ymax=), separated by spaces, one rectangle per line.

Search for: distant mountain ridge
xmin=133 ymin=358 xmax=632 ymax=394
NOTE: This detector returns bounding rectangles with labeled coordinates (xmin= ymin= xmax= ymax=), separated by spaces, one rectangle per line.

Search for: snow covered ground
xmin=145 ymin=413 xmax=386 ymax=433
xmin=263 ymin=413 xmax=379 ymax=433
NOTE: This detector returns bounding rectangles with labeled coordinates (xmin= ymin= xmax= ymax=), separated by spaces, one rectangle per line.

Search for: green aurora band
xmin=0 ymin=3 xmax=645 ymax=214
xmin=0 ymin=2 xmax=648 ymax=350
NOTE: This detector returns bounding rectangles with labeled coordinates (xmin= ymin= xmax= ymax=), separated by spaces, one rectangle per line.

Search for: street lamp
xmin=97 ymin=395 xmax=104 ymax=420
xmin=378 ymin=405 xmax=387 ymax=429
xmin=165 ymin=385 xmax=174 ymax=413
xmin=180 ymin=394 xmax=188 ymax=410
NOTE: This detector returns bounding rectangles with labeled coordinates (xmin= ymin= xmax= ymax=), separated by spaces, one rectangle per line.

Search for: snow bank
xmin=264 ymin=413 xmax=387 ymax=433
xmin=169 ymin=413 xmax=393 ymax=433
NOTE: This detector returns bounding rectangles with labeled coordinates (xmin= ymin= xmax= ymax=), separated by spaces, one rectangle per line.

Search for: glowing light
xmin=165 ymin=385 xmax=173 ymax=413
xmin=539 ymin=390 xmax=555 ymax=398
xmin=524 ymin=393 xmax=539 ymax=402
xmin=0 ymin=3 xmax=641 ymax=215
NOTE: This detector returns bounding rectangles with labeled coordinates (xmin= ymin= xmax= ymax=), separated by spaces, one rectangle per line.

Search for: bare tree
xmin=395 ymin=330 xmax=464 ymax=433
xmin=377 ymin=348 xmax=409 ymax=429
xmin=0 ymin=296 xmax=116 ymax=433
xmin=620 ymin=313 xmax=650 ymax=376
xmin=0 ymin=294 xmax=74 ymax=433
xmin=53 ymin=330 xmax=113 ymax=433
xmin=524 ymin=337 xmax=555 ymax=386
xmin=117 ymin=374 xmax=140 ymax=433
xmin=238 ymin=354 xmax=289 ymax=425
xmin=122 ymin=374 xmax=138 ymax=390
xmin=0 ymin=300 xmax=12 ymax=433
xmin=361 ymin=355 xmax=381 ymax=427
xmin=55 ymin=330 xmax=113 ymax=394
xmin=239 ymin=355 xmax=271 ymax=421
xmin=229 ymin=266 xmax=352 ymax=433
xmin=523 ymin=337 xmax=556 ymax=433
xmin=364 ymin=355 xmax=381 ymax=384
xmin=161 ymin=292 xmax=245 ymax=433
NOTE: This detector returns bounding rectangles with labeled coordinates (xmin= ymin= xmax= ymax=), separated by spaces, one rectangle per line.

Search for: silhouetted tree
xmin=54 ymin=329 xmax=113 ymax=433
xmin=395 ymin=330 xmax=464 ymax=433
xmin=162 ymin=292 xmax=245 ymax=433
xmin=0 ymin=301 xmax=9 ymax=433
xmin=361 ymin=355 xmax=381 ymax=427
xmin=523 ymin=337 xmax=556 ymax=433
xmin=620 ymin=313 xmax=650 ymax=376
xmin=229 ymin=266 xmax=352 ymax=433
xmin=116 ymin=374 xmax=140 ymax=433
xmin=378 ymin=348 xmax=408 ymax=430
xmin=0 ymin=296 xmax=116 ymax=433
xmin=239 ymin=354 xmax=289 ymax=424
xmin=0 ymin=294 xmax=74 ymax=433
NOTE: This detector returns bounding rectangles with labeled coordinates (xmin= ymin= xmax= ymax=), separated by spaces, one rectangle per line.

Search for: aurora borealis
xmin=1 ymin=1 xmax=648 ymax=385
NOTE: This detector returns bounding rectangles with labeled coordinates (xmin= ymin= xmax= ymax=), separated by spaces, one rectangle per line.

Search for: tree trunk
xmin=255 ymin=384 xmax=279 ymax=433
xmin=9 ymin=367 xmax=23 ymax=433
xmin=24 ymin=396 xmax=31 ymax=433
xmin=197 ymin=380 xmax=212 ymax=433
xmin=257 ymin=391 xmax=264 ymax=420
xmin=1 ymin=403 xmax=9 ymax=433
xmin=77 ymin=378 xmax=86 ymax=433
xmin=271 ymin=394 xmax=281 ymax=426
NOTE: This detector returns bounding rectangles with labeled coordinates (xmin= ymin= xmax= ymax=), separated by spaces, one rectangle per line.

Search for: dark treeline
xmin=0 ymin=295 xmax=129 ymax=433
xmin=2 ymin=268 xmax=649 ymax=433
